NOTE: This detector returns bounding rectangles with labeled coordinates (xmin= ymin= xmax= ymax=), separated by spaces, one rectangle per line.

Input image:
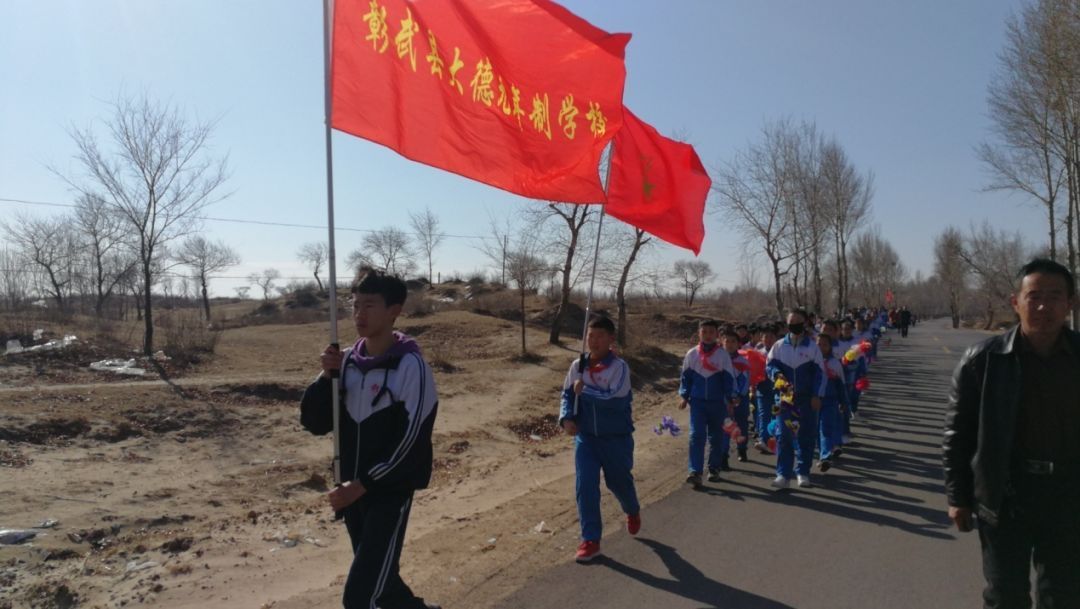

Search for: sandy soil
xmin=0 ymin=307 xmax=699 ymax=609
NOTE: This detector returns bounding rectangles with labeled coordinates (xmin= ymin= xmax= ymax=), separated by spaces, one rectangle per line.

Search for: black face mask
xmin=788 ymin=323 xmax=805 ymax=335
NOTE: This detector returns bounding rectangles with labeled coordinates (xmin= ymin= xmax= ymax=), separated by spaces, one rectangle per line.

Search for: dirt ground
xmin=1 ymin=307 xmax=700 ymax=609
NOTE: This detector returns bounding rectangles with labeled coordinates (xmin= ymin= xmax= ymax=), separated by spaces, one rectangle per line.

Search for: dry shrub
xmin=403 ymin=296 xmax=434 ymax=318
xmin=158 ymin=309 xmax=220 ymax=365
xmin=427 ymin=346 xmax=459 ymax=372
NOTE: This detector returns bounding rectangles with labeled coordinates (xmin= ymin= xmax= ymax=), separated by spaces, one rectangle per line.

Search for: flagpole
xmin=322 ymin=0 xmax=342 ymax=486
xmin=573 ymin=141 xmax=614 ymax=416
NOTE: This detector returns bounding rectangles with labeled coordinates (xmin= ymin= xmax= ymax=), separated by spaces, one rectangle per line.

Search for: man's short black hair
xmin=589 ymin=315 xmax=616 ymax=335
xmin=787 ymin=308 xmax=809 ymax=321
xmin=1017 ymin=258 xmax=1076 ymax=298
xmin=698 ymin=319 xmax=719 ymax=330
xmin=735 ymin=323 xmax=749 ymax=332
xmin=761 ymin=323 xmax=778 ymax=336
xmin=721 ymin=327 xmax=741 ymax=340
xmin=351 ymin=267 xmax=407 ymax=306
xmin=823 ymin=319 xmax=840 ymax=330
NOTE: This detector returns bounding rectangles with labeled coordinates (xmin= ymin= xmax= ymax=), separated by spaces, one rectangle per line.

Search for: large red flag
xmin=331 ymin=0 xmax=630 ymax=203
xmin=605 ymin=108 xmax=711 ymax=254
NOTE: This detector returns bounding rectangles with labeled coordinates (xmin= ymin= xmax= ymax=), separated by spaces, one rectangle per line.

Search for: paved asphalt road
xmin=497 ymin=318 xmax=991 ymax=609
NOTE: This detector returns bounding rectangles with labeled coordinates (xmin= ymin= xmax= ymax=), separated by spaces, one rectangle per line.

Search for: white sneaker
xmin=771 ymin=475 xmax=790 ymax=489
xmin=797 ymin=475 xmax=812 ymax=488
xmin=850 ymin=412 xmax=858 ymax=421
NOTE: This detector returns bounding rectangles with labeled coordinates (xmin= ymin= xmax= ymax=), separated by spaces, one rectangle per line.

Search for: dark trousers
xmin=342 ymin=491 xmax=429 ymax=609
xmin=978 ymin=474 xmax=1080 ymax=609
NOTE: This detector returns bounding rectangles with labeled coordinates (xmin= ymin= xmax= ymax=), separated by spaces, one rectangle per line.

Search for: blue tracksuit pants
xmin=575 ymin=433 xmax=639 ymax=542
xmin=818 ymin=397 xmax=842 ymax=460
xmin=776 ymin=396 xmax=819 ymax=478
xmin=688 ymin=399 xmax=726 ymax=474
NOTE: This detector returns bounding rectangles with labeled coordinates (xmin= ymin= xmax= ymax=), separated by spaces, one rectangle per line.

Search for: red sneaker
xmin=626 ymin=513 xmax=641 ymax=536
xmin=575 ymin=540 xmax=601 ymax=563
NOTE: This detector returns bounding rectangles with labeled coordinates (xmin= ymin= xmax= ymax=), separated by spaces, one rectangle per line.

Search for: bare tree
xmin=673 ymin=259 xmax=713 ymax=308
xmin=1 ymin=213 xmax=77 ymax=311
xmin=960 ymin=221 xmax=1029 ymax=329
xmin=476 ymin=210 xmax=516 ymax=285
xmin=249 ymin=268 xmax=281 ymax=300
xmin=934 ymin=226 xmax=968 ymax=329
xmin=72 ymin=194 xmax=136 ymax=317
xmin=346 ymin=227 xmax=416 ymax=277
xmin=784 ymin=121 xmax=831 ymax=311
xmin=58 ymin=92 xmax=229 ymax=354
xmin=600 ymin=226 xmax=653 ymax=346
xmin=297 ymin=241 xmax=329 ymax=293
xmin=983 ymin=0 xmax=1080 ymax=326
xmin=234 ymin=286 xmax=251 ymax=299
xmin=506 ymin=234 xmax=550 ymax=355
xmin=849 ymin=226 xmax=906 ymax=307
xmin=713 ymin=120 xmax=799 ymax=317
xmin=527 ymin=203 xmax=594 ymax=345
xmin=177 ymin=236 xmax=240 ymax=320
xmin=0 ymin=247 xmax=29 ymax=310
xmin=821 ymin=138 xmax=873 ymax=313
xmin=408 ymin=207 xmax=444 ymax=284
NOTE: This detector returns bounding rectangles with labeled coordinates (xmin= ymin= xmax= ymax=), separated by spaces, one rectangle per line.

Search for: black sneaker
xmin=737 ymin=447 xmax=748 ymax=463
xmin=818 ymin=458 xmax=832 ymax=473
xmin=832 ymin=447 xmax=844 ymax=458
xmin=720 ymin=458 xmax=732 ymax=472
xmin=686 ymin=473 xmax=703 ymax=488
xmin=707 ymin=468 xmax=722 ymax=482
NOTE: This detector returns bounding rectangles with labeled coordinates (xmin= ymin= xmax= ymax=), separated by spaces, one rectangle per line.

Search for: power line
xmin=0 ymin=267 xmax=326 ymax=281
xmin=0 ymin=197 xmax=491 ymax=241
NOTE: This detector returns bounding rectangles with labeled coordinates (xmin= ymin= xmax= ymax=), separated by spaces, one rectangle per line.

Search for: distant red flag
xmin=331 ymin=0 xmax=630 ymax=203
xmin=605 ymin=108 xmax=710 ymax=254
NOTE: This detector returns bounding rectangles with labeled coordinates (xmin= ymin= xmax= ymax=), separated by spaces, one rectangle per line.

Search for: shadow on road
xmin=597 ymin=538 xmax=796 ymax=609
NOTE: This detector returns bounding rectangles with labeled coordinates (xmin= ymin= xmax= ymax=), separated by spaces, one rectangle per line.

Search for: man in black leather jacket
xmin=943 ymin=258 xmax=1080 ymax=609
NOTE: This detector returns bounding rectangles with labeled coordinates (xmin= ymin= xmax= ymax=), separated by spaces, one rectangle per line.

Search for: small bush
xmin=428 ymin=347 xmax=459 ymax=372
xmin=404 ymin=299 xmax=434 ymax=318
xmin=159 ymin=310 xmax=221 ymax=366
xmin=286 ymin=287 xmax=321 ymax=309
xmin=254 ymin=301 xmax=279 ymax=316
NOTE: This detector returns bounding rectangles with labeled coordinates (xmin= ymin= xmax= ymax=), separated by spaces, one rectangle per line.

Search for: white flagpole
xmin=322 ymin=0 xmax=342 ymax=486
xmin=573 ymin=142 xmax=614 ymax=416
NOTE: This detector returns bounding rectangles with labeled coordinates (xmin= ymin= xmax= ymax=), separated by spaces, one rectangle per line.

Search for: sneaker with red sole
xmin=575 ymin=540 xmax=601 ymax=563
xmin=626 ymin=513 xmax=641 ymax=536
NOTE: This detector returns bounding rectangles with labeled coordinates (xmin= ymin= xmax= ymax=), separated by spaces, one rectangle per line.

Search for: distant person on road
xmin=766 ymin=309 xmax=826 ymax=489
xmin=899 ymin=307 xmax=912 ymax=338
xmin=559 ymin=316 xmax=641 ymax=563
xmin=943 ymin=258 xmax=1080 ymax=608
xmin=300 ymin=269 xmax=441 ymax=609
xmin=678 ymin=319 xmax=737 ymax=487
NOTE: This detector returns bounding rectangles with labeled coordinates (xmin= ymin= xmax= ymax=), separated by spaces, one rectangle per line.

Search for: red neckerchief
xmin=588 ymin=350 xmax=614 ymax=375
xmin=698 ymin=342 xmax=720 ymax=372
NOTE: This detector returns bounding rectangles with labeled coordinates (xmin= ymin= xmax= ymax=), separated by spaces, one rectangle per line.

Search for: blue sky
xmin=0 ymin=0 xmax=1037 ymax=296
